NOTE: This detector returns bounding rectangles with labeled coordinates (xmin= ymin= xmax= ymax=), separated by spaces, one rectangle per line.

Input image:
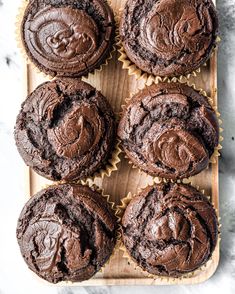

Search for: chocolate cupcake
xmin=118 ymin=82 xmax=219 ymax=180
xmin=16 ymin=184 xmax=117 ymax=283
xmin=119 ymin=0 xmax=218 ymax=78
xmin=14 ymin=78 xmax=116 ymax=181
xmin=122 ymin=183 xmax=218 ymax=277
xmin=20 ymin=0 xmax=115 ymax=77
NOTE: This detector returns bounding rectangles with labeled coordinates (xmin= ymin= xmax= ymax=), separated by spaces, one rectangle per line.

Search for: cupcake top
xmin=122 ymin=183 xmax=218 ymax=277
xmin=15 ymin=78 xmax=116 ymax=181
xmin=118 ymin=82 xmax=219 ymax=180
xmin=16 ymin=184 xmax=117 ymax=283
xmin=21 ymin=0 xmax=115 ymax=77
xmin=120 ymin=0 xmax=218 ymax=77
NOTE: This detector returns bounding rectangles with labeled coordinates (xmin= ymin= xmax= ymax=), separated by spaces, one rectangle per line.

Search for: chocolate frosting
xmin=22 ymin=0 xmax=114 ymax=77
xmin=47 ymin=104 xmax=103 ymax=159
xmin=120 ymin=0 xmax=218 ymax=77
xmin=14 ymin=78 xmax=115 ymax=181
xmin=122 ymin=183 xmax=218 ymax=277
xmin=118 ymin=82 xmax=219 ymax=179
xmin=16 ymin=184 xmax=117 ymax=283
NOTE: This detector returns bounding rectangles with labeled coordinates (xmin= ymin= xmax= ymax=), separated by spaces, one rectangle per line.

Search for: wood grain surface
xmin=24 ymin=0 xmax=220 ymax=286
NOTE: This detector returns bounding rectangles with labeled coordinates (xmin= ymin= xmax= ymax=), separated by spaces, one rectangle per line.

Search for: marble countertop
xmin=0 ymin=0 xmax=234 ymax=293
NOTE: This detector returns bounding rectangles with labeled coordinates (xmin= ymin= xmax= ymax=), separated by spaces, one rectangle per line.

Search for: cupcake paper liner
xmin=16 ymin=0 xmax=117 ymax=80
xmin=117 ymin=180 xmax=221 ymax=282
xmin=119 ymin=80 xmax=223 ymax=179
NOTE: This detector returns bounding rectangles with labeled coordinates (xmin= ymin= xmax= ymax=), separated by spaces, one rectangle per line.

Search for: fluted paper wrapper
xmin=16 ymin=0 xmax=117 ymax=80
xmin=117 ymin=180 xmax=221 ymax=282
xmin=119 ymin=80 xmax=223 ymax=179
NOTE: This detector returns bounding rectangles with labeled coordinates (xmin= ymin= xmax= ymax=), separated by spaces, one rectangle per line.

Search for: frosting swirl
xmin=122 ymin=183 xmax=218 ymax=277
xmin=27 ymin=7 xmax=98 ymax=71
xmin=120 ymin=0 xmax=218 ymax=76
xmin=16 ymin=184 xmax=117 ymax=283
xmin=144 ymin=128 xmax=208 ymax=174
xmin=22 ymin=1 xmax=114 ymax=76
xmin=48 ymin=104 xmax=103 ymax=159
xmin=118 ymin=82 xmax=219 ymax=179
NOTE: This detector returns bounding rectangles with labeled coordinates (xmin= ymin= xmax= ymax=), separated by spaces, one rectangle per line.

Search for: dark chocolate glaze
xmin=118 ymin=82 xmax=219 ymax=179
xmin=14 ymin=78 xmax=116 ymax=181
xmin=16 ymin=184 xmax=117 ymax=283
xmin=120 ymin=0 xmax=218 ymax=77
xmin=122 ymin=183 xmax=218 ymax=277
xmin=21 ymin=0 xmax=115 ymax=77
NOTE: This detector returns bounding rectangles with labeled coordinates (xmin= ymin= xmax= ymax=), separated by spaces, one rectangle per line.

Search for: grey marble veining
xmin=217 ymin=0 xmax=235 ymax=285
xmin=0 ymin=0 xmax=234 ymax=294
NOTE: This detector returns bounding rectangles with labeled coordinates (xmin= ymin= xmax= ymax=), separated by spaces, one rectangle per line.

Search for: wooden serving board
xmin=23 ymin=0 xmax=219 ymax=286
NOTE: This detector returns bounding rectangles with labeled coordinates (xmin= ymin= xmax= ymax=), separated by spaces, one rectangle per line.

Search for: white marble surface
xmin=0 ymin=0 xmax=234 ymax=293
